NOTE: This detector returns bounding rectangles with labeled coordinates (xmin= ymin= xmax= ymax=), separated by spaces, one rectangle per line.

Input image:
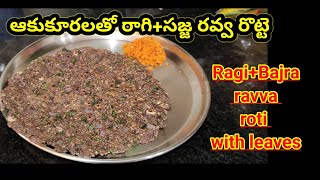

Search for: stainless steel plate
xmin=0 ymin=30 xmax=211 ymax=163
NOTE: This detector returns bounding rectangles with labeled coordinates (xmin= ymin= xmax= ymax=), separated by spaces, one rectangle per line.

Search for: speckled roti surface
xmin=0 ymin=47 xmax=171 ymax=158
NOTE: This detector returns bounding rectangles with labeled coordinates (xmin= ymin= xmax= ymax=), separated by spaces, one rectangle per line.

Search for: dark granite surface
xmin=0 ymin=8 xmax=268 ymax=164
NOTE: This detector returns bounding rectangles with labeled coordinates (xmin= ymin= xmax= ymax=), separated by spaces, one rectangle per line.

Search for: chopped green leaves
xmin=116 ymin=119 xmax=127 ymax=125
xmin=49 ymin=96 xmax=54 ymax=101
xmin=85 ymin=81 xmax=91 ymax=87
xmin=81 ymin=117 xmax=88 ymax=123
xmin=111 ymin=110 xmax=117 ymax=118
xmin=91 ymin=96 xmax=102 ymax=106
xmin=132 ymin=141 xmax=139 ymax=147
xmin=151 ymin=86 xmax=159 ymax=93
xmin=41 ymin=83 xmax=49 ymax=90
xmin=94 ymin=136 xmax=109 ymax=142
xmin=58 ymin=82 xmax=65 ymax=89
xmin=72 ymin=57 xmax=77 ymax=65
xmin=62 ymin=47 xmax=71 ymax=52
xmin=96 ymin=67 xmax=104 ymax=72
xmin=65 ymin=110 xmax=77 ymax=117
xmin=3 ymin=108 xmax=9 ymax=117
xmin=120 ymin=96 xmax=127 ymax=100
xmin=101 ymin=114 xmax=108 ymax=121
xmin=68 ymin=136 xmax=75 ymax=143
xmin=55 ymin=113 xmax=63 ymax=120
xmin=88 ymin=124 xmax=94 ymax=130
xmin=93 ymin=136 xmax=102 ymax=142
xmin=57 ymin=70 xmax=64 ymax=77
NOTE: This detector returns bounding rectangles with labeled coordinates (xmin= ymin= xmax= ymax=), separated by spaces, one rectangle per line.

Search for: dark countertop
xmin=0 ymin=8 xmax=268 ymax=164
